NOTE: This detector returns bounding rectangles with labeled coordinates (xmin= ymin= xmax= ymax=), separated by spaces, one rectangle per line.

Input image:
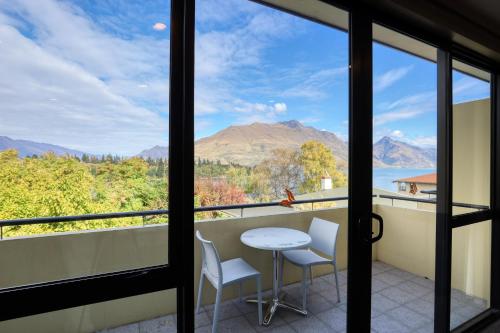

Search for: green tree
xmin=226 ymin=166 xmax=250 ymax=191
xmin=299 ymin=141 xmax=346 ymax=193
xmin=0 ymin=150 xmax=99 ymax=234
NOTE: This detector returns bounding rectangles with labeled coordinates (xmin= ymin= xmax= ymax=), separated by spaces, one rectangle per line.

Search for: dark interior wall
xmin=363 ymin=0 xmax=500 ymax=63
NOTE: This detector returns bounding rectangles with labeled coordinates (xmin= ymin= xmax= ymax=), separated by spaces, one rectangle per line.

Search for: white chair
xmin=196 ymin=230 xmax=262 ymax=333
xmin=279 ymin=217 xmax=340 ymax=311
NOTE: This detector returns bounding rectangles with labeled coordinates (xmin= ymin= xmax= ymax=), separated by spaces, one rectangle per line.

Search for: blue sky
xmin=0 ymin=0 xmax=491 ymax=155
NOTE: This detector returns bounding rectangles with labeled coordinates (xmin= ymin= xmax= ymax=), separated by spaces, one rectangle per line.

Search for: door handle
xmin=370 ymin=213 xmax=383 ymax=243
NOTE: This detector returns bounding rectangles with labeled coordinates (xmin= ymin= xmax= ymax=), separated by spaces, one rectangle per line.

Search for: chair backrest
xmin=196 ymin=230 xmax=223 ymax=281
xmin=308 ymin=217 xmax=340 ymax=259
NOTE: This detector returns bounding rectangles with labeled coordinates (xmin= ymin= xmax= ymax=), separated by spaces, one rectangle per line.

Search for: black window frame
xmin=0 ymin=0 xmax=196 ymax=331
xmin=1 ymin=1 xmax=500 ymax=333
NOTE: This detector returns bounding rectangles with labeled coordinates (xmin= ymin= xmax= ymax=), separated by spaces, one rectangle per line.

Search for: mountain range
xmin=0 ymin=136 xmax=85 ymax=158
xmin=138 ymin=120 xmax=436 ymax=168
xmin=373 ymin=136 xmax=436 ymax=168
xmin=0 ymin=121 xmax=436 ymax=168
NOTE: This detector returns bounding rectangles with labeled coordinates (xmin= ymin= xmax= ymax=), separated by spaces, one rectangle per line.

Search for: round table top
xmin=240 ymin=227 xmax=311 ymax=251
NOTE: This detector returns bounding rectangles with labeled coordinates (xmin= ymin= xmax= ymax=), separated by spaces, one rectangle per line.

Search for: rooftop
xmin=393 ymin=173 xmax=437 ymax=185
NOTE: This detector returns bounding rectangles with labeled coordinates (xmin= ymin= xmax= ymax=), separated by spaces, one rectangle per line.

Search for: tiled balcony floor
xmin=100 ymin=261 xmax=487 ymax=333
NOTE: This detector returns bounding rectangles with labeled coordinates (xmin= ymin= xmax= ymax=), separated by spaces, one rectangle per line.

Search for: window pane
xmin=0 ymin=0 xmax=170 ymax=286
xmin=372 ymin=24 xmax=437 ymax=332
xmin=194 ymin=0 xmax=349 ymax=330
xmin=194 ymin=0 xmax=349 ymax=219
xmin=452 ymin=61 xmax=491 ymax=215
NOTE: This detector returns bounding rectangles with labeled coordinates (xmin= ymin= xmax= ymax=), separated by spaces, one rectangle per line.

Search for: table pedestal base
xmin=246 ymin=295 xmax=308 ymax=326
xmin=246 ymin=249 xmax=308 ymax=326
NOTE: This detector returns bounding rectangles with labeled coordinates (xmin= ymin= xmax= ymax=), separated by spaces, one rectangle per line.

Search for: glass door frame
xmin=346 ymin=6 xmax=500 ymax=332
xmin=434 ymin=47 xmax=500 ymax=333
xmin=2 ymin=1 xmax=500 ymax=333
xmin=347 ymin=5 xmax=376 ymax=332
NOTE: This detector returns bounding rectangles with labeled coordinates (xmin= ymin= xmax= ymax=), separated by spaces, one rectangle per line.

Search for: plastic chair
xmin=196 ymin=230 xmax=263 ymax=332
xmin=279 ymin=217 xmax=340 ymax=310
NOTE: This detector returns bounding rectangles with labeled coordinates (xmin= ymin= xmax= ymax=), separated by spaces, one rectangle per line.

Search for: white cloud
xmin=152 ymin=22 xmax=167 ymax=31
xmin=374 ymin=91 xmax=436 ymax=126
xmin=409 ymin=136 xmax=436 ymax=147
xmin=374 ymin=109 xmax=424 ymax=126
xmin=274 ymin=102 xmax=287 ymax=113
xmin=193 ymin=5 xmax=300 ymax=119
xmin=234 ymin=101 xmax=287 ymax=115
xmin=374 ymin=66 xmax=412 ymax=92
xmin=196 ymin=0 xmax=260 ymax=24
xmin=281 ymin=67 xmax=348 ymax=99
xmin=0 ymin=0 xmax=170 ymax=155
xmin=453 ymin=76 xmax=490 ymax=102
xmin=195 ymin=10 xmax=296 ymax=80
xmin=390 ymin=129 xmax=404 ymax=138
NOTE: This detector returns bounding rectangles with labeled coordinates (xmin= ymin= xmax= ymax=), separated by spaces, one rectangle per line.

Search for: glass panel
xmin=452 ymin=61 xmax=491 ymax=215
xmin=372 ymin=24 xmax=436 ymax=332
xmin=194 ymin=0 xmax=349 ymax=330
xmin=451 ymin=221 xmax=491 ymax=329
xmin=194 ymin=0 xmax=349 ymax=219
xmin=0 ymin=0 xmax=170 ymax=286
xmin=0 ymin=289 xmax=177 ymax=332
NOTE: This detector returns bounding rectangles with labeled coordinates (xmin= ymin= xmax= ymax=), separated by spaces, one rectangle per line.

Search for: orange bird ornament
xmin=279 ymin=188 xmax=295 ymax=207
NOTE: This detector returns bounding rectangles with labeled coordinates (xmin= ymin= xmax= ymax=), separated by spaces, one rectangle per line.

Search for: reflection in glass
xmin=451 ymin=221 xmax=491 ymax=329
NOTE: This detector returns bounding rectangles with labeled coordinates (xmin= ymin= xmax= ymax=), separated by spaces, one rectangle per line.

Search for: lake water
xmin=373 ymin=168 xmax=436 ymax=192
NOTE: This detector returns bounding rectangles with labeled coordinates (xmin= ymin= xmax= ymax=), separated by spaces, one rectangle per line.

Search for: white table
xmin=241 ymin=227 xmax=311 ymax=326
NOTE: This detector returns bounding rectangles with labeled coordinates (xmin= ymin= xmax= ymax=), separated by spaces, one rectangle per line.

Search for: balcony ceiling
xmin=374 ymin=0 xmax=500 ymax=66
xmin=431 ymin=0 xmax=500 ymax=42
xmin=262 ymin=0 xmax=494 ymax=80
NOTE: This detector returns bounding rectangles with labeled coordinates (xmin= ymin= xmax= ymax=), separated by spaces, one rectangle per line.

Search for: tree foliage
xmin=299 ymin=141 xmax=347 ymax=193
xmin=0 ymin=140 xmax=347 ymax=237
xmin=0 ymin=150 xmax=168 ymax=237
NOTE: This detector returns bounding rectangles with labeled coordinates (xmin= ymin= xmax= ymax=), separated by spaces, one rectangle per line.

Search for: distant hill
xmin=373 ymin=136 xmax=436 ymax=168
xmin=137 ymin=121 xmax=437 ymax=168
xmin=194 ymin=120 xmax=349 ymax=167
xmin=2 ymin=123 xmax=437 ymax=168
xmin=0 ymin=136 xmax=85 ymax=158
xmin=137 ymin=145 xmax=168 ymax=160
xmin=137 ymin=120 xmax=348 ymax=165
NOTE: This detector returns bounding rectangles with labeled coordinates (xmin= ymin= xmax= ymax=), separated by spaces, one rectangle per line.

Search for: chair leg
xmin=257 ymin=276 xmax=263 ymax=325
xmin=309 ymin=266 xmax=313 ymax=285
xmin=196 ymin=273 xmax=205 ymax=314
xmin=212 ymin=288 xmax=222 ymax=333
xmin=279 ymin=255 xmax=284 ymax=291
xmin=333 ymin=264 xmax=340 ymax=303
xmin=302 ymin=267 xmax=308 ymax=311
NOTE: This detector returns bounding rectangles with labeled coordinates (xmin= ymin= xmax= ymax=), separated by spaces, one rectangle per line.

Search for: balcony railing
xmin=0 ymin=194 xmax=488 ymax=239
xmin=378 ymin=194 xmax=489 ymax=210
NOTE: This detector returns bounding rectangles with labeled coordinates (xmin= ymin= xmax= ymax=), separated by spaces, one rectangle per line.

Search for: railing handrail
xmin=0 ymin=193 xmax=488 ymax=229
xmin=0 ymin=196 xmax=351 ymax=227
xmin=378 ymin=194 xmax=489 ymax=210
